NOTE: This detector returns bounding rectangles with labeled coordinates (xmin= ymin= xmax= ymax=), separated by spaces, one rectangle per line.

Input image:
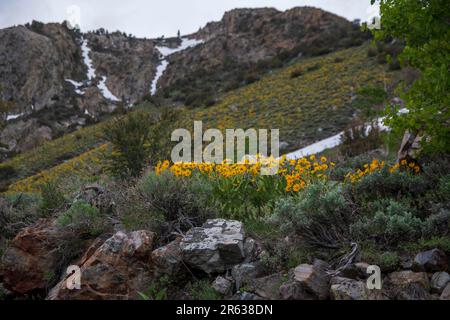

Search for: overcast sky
xmin=0 ymin=0 xmax=379 ymax=38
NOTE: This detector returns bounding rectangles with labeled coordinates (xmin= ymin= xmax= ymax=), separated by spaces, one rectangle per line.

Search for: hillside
xmin=1 ymin=1 xmax=449 ymax=303
xmin=0 ymin=7 xmax=369 ymax=157
xmin=2 ymin=43 xmax=399 ymax=193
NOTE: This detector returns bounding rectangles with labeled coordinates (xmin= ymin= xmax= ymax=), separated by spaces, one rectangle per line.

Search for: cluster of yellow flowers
xmin=345 ymin=158 xmax=421 ymax=183
xmin=284 ymin=155 xmax=334 ymax=192
xmin=156 ymin=155 xmax=334 ymax=193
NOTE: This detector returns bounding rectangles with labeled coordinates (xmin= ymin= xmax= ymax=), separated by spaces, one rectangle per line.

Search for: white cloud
xmin=0 ymin=0 xmax=377 ymax=38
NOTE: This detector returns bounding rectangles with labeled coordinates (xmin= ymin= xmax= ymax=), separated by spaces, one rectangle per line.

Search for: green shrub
xmin=137 ymin=172 xmax=215 ymax=234
xmin=103 ymin=109 xmax=176 ymax=178
xmin=350 ymin=199 xmax=423 ymax=244
xmin=360 ymin=243 xmax=399 ymax=271
xmin=269 ymin=180 xmax=351 ymax=249
xmin=0 ymin=193 xmax=42 ymax=239
xmin=422 ymin=210 xmax=450 ymax=238
xmin=138 ymin=276 xmax=170 ymax=300
xmin=347 ymin=169 xmax=431 ymax=203
xmin=58 ymin=200 xmax=107 ymax=237
xmin=437 ymin=174 xmax=450 ymax=203
xmin=290 ymin=68 xmax=303 ymax=78
xmin=401 ymin=236 xmax=450 ymax=254
xmin=187 ymin=280 xmax=221 ymax=300
xmin=40 ymin=182 xmax=67 ymax=216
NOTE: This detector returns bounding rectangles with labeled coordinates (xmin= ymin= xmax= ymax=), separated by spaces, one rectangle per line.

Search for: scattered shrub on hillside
xmin=58 ymin=200 xmax=108 ymax=237
xmin=134 ymin=171 xmax=216 ymax=239
xmin=290 ymin=68 xmax=303 ymax=78
xmin=40 ymin=182 xmax=67 ymax=216
xmin=104 ymin=109 xmax=176 ymax=179
xmin=0 ymin=165 xmax=16 ymax=191
xmin=0 ymin=193 xmax=42 ymax=239
xmin=104 ymin=111 xmax=154 ymax=178
xmin=367 ymin=46 xmax=378 ymax=57
xmin=353 ymin=85 xmax=387 ymax=118
xmin=350 ymin=199 xmax=423 ymax=245
xmin=186 ymin=280 xmax=221 ymax=300
xmin=346 ymin=169 xmax=431 ymax=204
xmin=306 ymin=63 xmax=321 ymax=72
xmin=387 ymin=56 xmax=401 ymax=71
xmin=340 ymin=120 xmax=383 ymax=158
xmin=269 ymin=180 xmax=351 ymax=249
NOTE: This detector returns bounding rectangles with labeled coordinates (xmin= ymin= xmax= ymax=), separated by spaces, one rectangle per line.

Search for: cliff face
xmin=0 ymin=22 xmax=159 ymax=156
xmin=156 ymin=7 xmax=367 ymax=103
xmin=0 ymin=7 xmax=368 ymax=157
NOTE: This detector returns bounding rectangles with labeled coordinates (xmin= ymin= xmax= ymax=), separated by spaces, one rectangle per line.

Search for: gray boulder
xmin=430 ymin=272 xmax=450 ymax=294
xmin=330 ymin=277 xmax=387 ymax=300
xmin=385 ymin=271 xmax=432 ymax=300
xmin=232 ymin=262 xmax=267 ymax=290
xmin=412 ymin=248 xmax=448 ymax=272
xmin=180 ymin=219 xmax=245 ymax=273
xmin=212 ymin=276 xmax=233 ymax=296
xmin=151 ymin=238 xmax=184 ymax=277
xmin=231 ymin=291 xmax=265 ymax=300
xmin=280 ymin=260 xmax=330 ymax=300
xmin=440 ymin=283 xmax=450 ymax=300
xmin=248 ymin=273 xmax=286 ymax=300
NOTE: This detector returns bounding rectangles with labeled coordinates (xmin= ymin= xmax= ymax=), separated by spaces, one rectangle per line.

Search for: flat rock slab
xmin=180 ymin=219 xmax=245 ymax=274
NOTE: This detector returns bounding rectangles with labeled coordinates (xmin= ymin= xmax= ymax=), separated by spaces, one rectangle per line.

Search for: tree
xmin=372 ymin=0 xmax=450 ymax=153
xmin=103 ymin=108 xmax=178 ymax=179
xmin=104 ymin=111 xmax=155 ymax=178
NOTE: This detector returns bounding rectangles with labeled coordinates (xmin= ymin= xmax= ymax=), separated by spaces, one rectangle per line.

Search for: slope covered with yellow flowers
xmin=1 ymin=42 xmax=399 ymax=193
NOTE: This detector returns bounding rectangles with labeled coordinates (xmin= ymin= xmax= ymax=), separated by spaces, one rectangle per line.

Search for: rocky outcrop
xmin=0 ymin=118 xmax=52 ymax=153
xmin=212 ymin=276 xmax=233 ymax=296
xmin=330 ymin=277 xmax=386 ymax=300
xmin=247 ymin=273 xmax=286 ymax=300
xmin=232 ymin=262 xmax=267 ymax=291
xmin=47 ymin=230 xmax=155 ymax=300
xmin=151 ymin=238 xmax=184 ymax=277
xmin=384 ymin=271 xmax=432 ymax=300
xmin=158 ymin=7 xmax=368 ymax=97
xmin=84 ymin=31 xmax=158 ymax=103
xmin=0 ymin=22 xmax=159 ymax=156
xmin=1 ymin=7 xmax=368 ymax=156
xmin=180 ymin=219 xmax=246 ymax=273
xmin=279 ymin=260 xmax=330 ymax=300
xmin=412 ymin=249 xmax=448 ymax=273
xmin=0 ymin=219 xmax=67 ymax=294
xmin=430 ymin=272 xmax=450 ymax=294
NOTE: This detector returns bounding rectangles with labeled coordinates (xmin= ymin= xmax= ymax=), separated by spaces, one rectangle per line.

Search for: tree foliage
xmin=373 ymin=0 xmax=450 ymax=152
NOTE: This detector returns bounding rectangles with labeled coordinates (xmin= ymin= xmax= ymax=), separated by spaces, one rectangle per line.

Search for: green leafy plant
xmin=269 ymin=180 xmax=350 ymax=249
xmin=40 ymin=182 xmax=67 ymax=216
xmin=187 ymin=280 xmax=221 ymax=300
xmin=103 ymin=111 xmax=155 ymax=178
xmin=138 ymin=276 xmax=170 ymax=300
xmin=58 ymin=200 xmax=106 ymax=237
xmin=373 ymin=0 xmax=450 ymax=153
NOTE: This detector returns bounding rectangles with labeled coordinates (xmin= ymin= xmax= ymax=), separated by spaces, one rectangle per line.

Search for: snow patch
xmin=151 ymin=37 xmax=204 ymax=95
xmin=65 ymin=79 xmax=85 ymax=95
xmin=286 ymin=108 xmax=409 ymax=159
xmin=98 ymin=76 xmax=120 ymax=102
xmin=151 ymin=60 xmax=168 ymax=95
xmin=6 ymin=113 xmax=25 ymax=121
xmin=81 ymin=38 xmax=96 ymax=81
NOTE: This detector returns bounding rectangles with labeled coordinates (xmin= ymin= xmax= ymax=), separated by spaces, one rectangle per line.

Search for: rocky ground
xmin=1 ymin=213 xmax=449 ymax=300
